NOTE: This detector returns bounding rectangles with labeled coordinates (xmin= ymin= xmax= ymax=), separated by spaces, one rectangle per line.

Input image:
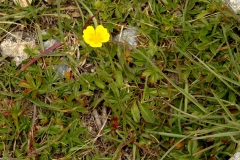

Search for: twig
xmin=28 ymin=105 xmax=37 ymax=157
xmin=133 ymin=142 xmax=159 ymax=157
xmin=92 ymin=109 xmax=102 ymax=131
xmin=28 ymin=122 xmax=72 ymax=156
xmin=19 ymin=41 xmax=62 ymax=72
xmin=101 ymin=106 xmax=107 ymax=124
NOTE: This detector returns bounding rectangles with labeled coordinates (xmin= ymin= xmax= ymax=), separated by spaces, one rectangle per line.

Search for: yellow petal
xmin=89 ymin=40 xmax=102 ymax=48
xmin=83 ymin=26 xmax=95 ymax=45
xmin=83 ymin=26 xmax=95 ymax=35
xmin=95 ymin=25 xmax=110 ymax=43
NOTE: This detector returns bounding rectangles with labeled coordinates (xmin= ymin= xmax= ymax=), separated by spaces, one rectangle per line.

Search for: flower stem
xmin=79 ymin=1 xmax=98 ymax=27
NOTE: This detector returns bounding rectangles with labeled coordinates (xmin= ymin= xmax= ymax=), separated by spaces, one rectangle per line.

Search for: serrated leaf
xmin=35 ymin=75 xmax=42 ymax=88
xmin=48 ymin=125 xmax=62 ymax=135
xmin=115 ymin=70 xmax=124 ymax=87
xmin=131 ymin=100 xmax=140 ymax=123
xmin=229 ymin=91 xmax=236 ymax=103
xmin=199 ymin=28 xmax=208 ymax=37
xmin=142 ymin=68 xmax=154 ymax=77
xmin=138 ymin=101 xmax=155 ymax=123
xmin=188 ymin=140 xmax=198 ymax=155
xmin=29 ymin=98 xmax=62 ymax=111
xmin=205 ymin=73 xmax=215 ymax=82
xmin=18 ymin=80 xmax=32 ymax=89
xmin=78 ymin=90 xmax=93 ymax=96
xmin=25 ymin=73 xmax=36 ymax=88
xmin=72 ymin=127 xmax=86 ymax=137
xmin=182 ymin=69 xmax=191 ymax=80
xmin=196 ymin=10 xmax=209 ymax=19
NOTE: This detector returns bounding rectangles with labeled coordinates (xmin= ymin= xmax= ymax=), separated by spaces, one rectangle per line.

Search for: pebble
xmin=113 ymin=27 xmax=138 ymax=49
xmin=225 ymin=0 xmax=240 ymax=13
xmin=229 ymin=152 xmax=240 ymax=160
xmin=13 ymin=0 xmax=32 ymax=7
xmin=54 ymin=63 xmax=70 ymax=78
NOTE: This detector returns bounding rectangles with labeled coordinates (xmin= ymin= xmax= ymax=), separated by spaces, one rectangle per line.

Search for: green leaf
xmin=211 ymin=89 xmax=236 ymax=122
xmin=138 ymin=101 xmax=155 ymax=123
xmin=18 ymin=80 xmax=33 ymax=89
xmin=25 ymin=73 xmax=36 ymax=88
xmin=109 ymin=82 xmax=120 ymax=97
xmin=229 ymin=91 xmax=237 ymax=103
xmin=78 ymin=90 xmax=93 ymax=96
xmin=142 ymin=68 xmax=154 ymax=77
xmin=115 ymin=70 xmax=124 ymax=87
xmin=134 ymin=46 xmax=208 ymax=113
xmin=0 ymin=128 xmax=10 ymax=134
xmin=123 ymin=65 xmax=136 ymax=81
xmin=187 ymin=140 xmax=198 ymax=155
xmin=205 ymin=73 xmax=215 ymax=82
xmin=196 ymin=10 xmax=209 ymax=19
xmin=199 ymin=28 xmax=208 ymax=37
xmin=0 ymin=56 xmax=7 ymax=62
xmin=71 ymin=127 xmax=86 ymax=137
xmin=35 ymin=74 xmax=42 ymax=88
xmin=94 ymin=78 xmax=106 ymax=90
xmin=38 ymin=84 xmax=49 ymax=94
xmin=131 ymin=100 xmax=140 ymax=123
xmin=91 ymin=91 xmax=109 ymax=108
xmin=12 ymin=111 xmax=19 ymax=132
xmin=48 ymin=125 xmax=62 ymax=135
xmin=182 ymin=69 xmax=191 ymax=80
xmin=28 ymin=98 xmax=62 ymax=111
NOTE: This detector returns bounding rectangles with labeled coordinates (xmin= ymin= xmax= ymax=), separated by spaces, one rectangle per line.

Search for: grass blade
xmin=132 ymin=47 xmax=208 ymax=113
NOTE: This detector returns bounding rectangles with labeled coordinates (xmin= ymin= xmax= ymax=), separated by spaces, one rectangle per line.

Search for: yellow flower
xmin=83 ymin=25 xmax=110 ymax=48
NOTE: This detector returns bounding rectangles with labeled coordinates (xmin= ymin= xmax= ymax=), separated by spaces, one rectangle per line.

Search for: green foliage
xmin=0 ymin=0 xmax=240 ymax=159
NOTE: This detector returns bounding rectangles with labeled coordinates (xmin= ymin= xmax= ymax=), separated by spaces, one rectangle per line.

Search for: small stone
xmin=0 ymin=32 xmax=35 ymax=66
xmin=225 ymin=0 xmax=240 ymax=13
xmin=41 ymin=31 xmax=69 ymax=78
xmin=54 ymin=62 xmax=70 ymax=78
xmin=90 ymin=68 xmax=95 ymax=73
xmin=13 ymin=0 xmax=32 ymax=7
xmin=229 ymin=152 xmax=240 ymax=160
xmin=71 ymin=12 xmax=81 ymax=18
xmin=43 ymin=39 xmax=57 ymax=50
xmin=113 ymin=27 xmax=138 ymax=49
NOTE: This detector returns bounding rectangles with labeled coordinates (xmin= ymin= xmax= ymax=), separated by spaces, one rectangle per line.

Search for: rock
xmin=13 ymin=0 xmax=32 ymax=7
xmin=229 ymin=152 xmax=240 ymax=160
xmin=113 ymin=27 xmax=138 ymax=49
xmin=43 ymin=39 xmax=58 ymax=50
xmin=41 ymin=31 xmax=69 ymax=79
xmin=54 ymin=62 xmax=70 ymax=78
xmin=42 ymin=38 xmax=70 ymax=78
xmin=225 ymin=0 xmax=240 ymax=13
xmin=0 ymin=32 xmax=35 ymax=66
